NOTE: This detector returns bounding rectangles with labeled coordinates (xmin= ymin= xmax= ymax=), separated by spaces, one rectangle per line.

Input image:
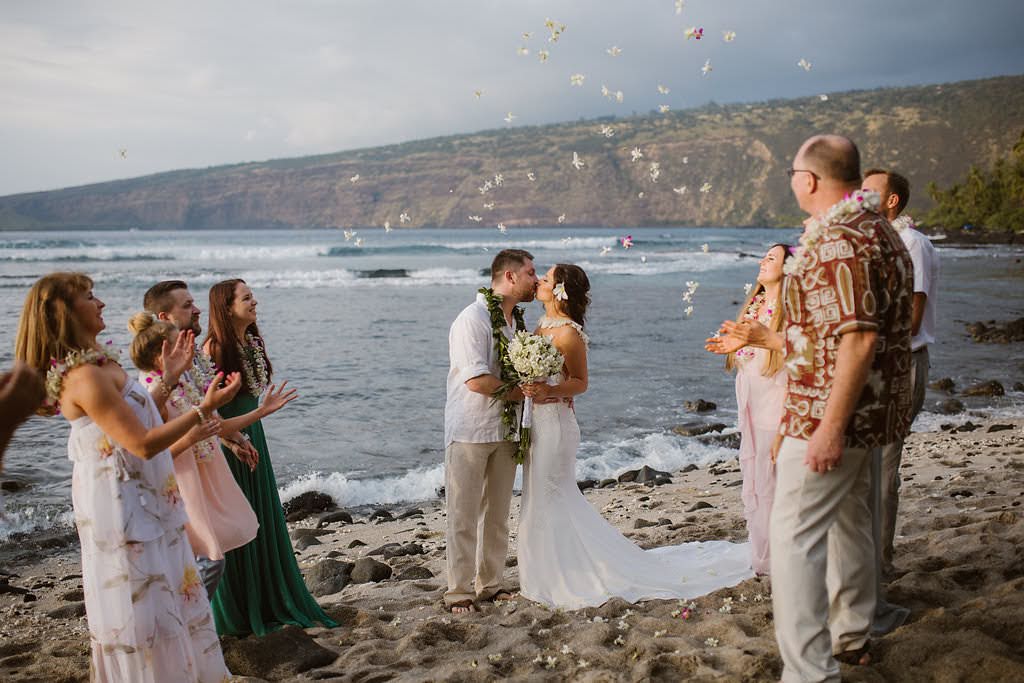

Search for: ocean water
xmin=1 ymin=227 xmax=1022 ymax=542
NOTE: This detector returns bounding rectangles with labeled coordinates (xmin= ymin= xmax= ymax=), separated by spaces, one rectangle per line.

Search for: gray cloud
xmin=1 ymin=0 xmax=1022 ymax=196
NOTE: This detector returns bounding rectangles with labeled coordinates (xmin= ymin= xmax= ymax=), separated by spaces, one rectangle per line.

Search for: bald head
xmin=797 ymin=135 xmax=861 ymax=184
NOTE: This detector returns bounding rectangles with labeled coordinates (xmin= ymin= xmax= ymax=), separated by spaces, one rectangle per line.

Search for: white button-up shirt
xmin=900 ymin=226 xmax=940 ymax=351
xmin=444 ymin=293 xmax=516 ymax=447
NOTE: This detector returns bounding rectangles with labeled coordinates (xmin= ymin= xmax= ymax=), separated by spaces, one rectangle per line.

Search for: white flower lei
xmin=891 ymin=214 xmax=916 ymax=232
xmin=238 ymin=332 xmax=270 ymax=396
xmin=783 ymin=190 xmax=881 ymax=277
xmin=142 ymin=370 xmax=218 ymax=462
xmin=191 ymin=348 xmax=217 ymax=390
xmin=45 ymin=342 xmax=121 ymax=415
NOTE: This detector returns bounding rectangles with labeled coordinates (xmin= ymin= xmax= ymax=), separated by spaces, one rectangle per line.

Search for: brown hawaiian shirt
xmin=780 ymin=209 xmax=914 ymax=449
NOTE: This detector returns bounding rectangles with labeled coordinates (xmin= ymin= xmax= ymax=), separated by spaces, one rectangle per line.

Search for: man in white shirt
xmin=444 ymin=249 xmax=538 ymax=613
xmin=863 ymin=169 xmax=939 ymax=574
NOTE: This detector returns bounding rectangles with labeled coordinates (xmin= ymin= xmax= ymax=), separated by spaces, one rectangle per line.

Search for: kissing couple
xmin=443 ymin=248 xmax=751 ymax=614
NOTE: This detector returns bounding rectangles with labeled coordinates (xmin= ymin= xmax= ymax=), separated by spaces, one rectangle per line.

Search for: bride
xmin=517 ymin=264 xmax=752 ymax=609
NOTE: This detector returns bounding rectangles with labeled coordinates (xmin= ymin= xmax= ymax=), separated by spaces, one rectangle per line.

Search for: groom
xmin=443 ymin=249 xmax=538 ymax=613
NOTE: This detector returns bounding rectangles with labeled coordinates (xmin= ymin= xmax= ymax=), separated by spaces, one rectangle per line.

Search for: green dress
xmin=210 ymin=390 xmax=337 ymax=636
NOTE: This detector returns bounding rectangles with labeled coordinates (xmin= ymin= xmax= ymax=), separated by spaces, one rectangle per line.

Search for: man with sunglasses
xmin=771 ymin=136 xmax=914 ymax=681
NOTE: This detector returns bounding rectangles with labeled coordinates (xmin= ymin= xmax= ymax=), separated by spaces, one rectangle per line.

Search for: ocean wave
xmin=0 ymin=504 xmax=75 ymax=544
xmin=277 ymin=429 xmax=737 ymax=508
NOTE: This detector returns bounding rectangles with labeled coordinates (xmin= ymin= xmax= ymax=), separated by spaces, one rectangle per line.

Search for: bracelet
xmin=192 ymin=405 xmax=207 ymax=424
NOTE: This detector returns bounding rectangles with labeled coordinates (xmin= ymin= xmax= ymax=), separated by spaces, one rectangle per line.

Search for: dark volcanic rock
xmin=633 ymin=518 xmax=658 ymax=529
xmin=282 ymin=491 xmax=335 ymax=522
xmin=367 ymin=543 xmax=401 ymax=557
xmin=294 ymin=535 xmax=322 ymax=551
xmin=673 ymin=421 xmax=727 ymax=437
xmin=965 ymin=318 xmax=1024 ymax=343
xmin=397 ymin=508 xmax=425 ymax=520
xmin=698 ymin=432 xmax=742 ymax=449
xmin=348 ymin=539 xmax=367 ymax=549
xmin=1013 ymin=382 xmax=1024 ymax=392
xmin=383 ymin=543 xmax=425 ymax=559
xmin=684 ymin=399 xmax=718 ymax=413
xmin=395 ymin=566 xmax=435 ymax=581
xmin=686 ymin=501 xmax=715 ymax=512
xmin=599 ymin=478 xmax=617 ymax=488
xmin=222 ymin=625 xmax=337 ymax=679
xmin=635 ymin=465 xmax=671 ymax=484
xmin=369 ymin=509 xmax=394 ymax=523
xmin=350 ymin=558 xmax=393 ymax=584
xmin=316 ymin=510 xmax=353 ymax=528
xmin=681 ymin=464 xmax=699 ymax=473
xmin=929 ymin=377 xmax=956 ymax=393
xmin=936 ymin=398 xmax=965 ymax=415
xmin=618 ymin=469 xmax=640 ymax=483
xmin=577 ymin=479 xmax=598 ymax=491
xmin=962 ymin=380 xmax=1005 ymax=397
xmin=46 ymin=602 xmax=86 ymax=619
xmin=304 ymin=559 xmax=355 ymax=597
xmin=988 ymin=424 xmax=1016 ymax=433
xmin=0 ymin=478 xmax=29 ymax=493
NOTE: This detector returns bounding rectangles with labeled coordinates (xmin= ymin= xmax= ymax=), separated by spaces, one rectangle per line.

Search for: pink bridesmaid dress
xmin=733 ymin=304 xmax=787 ymax=575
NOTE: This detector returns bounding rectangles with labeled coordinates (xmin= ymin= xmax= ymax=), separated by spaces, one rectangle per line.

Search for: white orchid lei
xmin=141 ymin=369 xmax=218 ymax=462
xmin=45 ymin=341 xmax=121 ymax=415
xmin=238 ymin=332 xmax=270 ymax=396
xmin=891 ymin=214 xmax=916 ymax=232
xmin=783 ymin=190 xmax=881 ymax=277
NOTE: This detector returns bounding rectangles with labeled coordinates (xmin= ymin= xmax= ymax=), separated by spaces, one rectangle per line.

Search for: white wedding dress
xmin=517 ymin=318 xmax=752 ymax=610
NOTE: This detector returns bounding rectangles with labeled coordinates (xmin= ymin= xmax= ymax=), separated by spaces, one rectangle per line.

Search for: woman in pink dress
xmin=127 ymin=312 xmax=296 ymax=596
xmin=15 ymin=272 xmax=241 ymax=682
xmin=706 ymin=244 xmax=792 ymax=575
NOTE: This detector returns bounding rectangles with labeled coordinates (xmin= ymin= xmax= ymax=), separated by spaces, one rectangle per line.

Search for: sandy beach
xmin=1 ymin=415 xmax=1022 ymax=682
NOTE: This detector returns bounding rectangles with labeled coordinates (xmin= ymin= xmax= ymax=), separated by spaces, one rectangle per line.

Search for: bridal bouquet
xmin=502 ymin=331 xmax=565 ymax=462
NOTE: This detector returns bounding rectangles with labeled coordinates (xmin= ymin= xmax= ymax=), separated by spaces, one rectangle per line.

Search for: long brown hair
xmin=15 ymin=272 xmax=96 ymax=374
xmin=552 ymin=264 xmax=591 ymax=327
xmin=725 ymin=244 xmax=792 ymax=377
xmin=203 ymin=279 xmax=273 ymax=380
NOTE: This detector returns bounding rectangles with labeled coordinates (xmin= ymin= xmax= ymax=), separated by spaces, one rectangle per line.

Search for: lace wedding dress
xmin=516 ymin=317 xmax=752 ymax=609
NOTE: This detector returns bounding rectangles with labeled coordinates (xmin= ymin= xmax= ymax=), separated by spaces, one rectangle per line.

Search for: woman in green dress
xmin=203 ymin=278 xmax=337 ymax=636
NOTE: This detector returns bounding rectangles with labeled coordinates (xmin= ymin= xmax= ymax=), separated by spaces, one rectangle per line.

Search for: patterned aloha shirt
xmin=780 ymin=209 xmax=914 ymax=449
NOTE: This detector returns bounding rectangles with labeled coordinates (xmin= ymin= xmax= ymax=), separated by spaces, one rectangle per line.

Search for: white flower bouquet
xmin=504 ymin=331 xmax=565 ymax=462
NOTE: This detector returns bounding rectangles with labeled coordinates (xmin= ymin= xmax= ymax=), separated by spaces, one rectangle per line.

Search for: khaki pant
xmin=444 ymin=440 xmax=518 ymax=606
xmin=877 ymin=347 xmax=929 ymax=577
xmin=771 ymin=437 xmax=876 ymax=683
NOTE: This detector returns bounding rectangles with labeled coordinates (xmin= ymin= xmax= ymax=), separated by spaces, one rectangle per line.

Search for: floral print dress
xmin=68 ymin=377 xmax=230 ymax=682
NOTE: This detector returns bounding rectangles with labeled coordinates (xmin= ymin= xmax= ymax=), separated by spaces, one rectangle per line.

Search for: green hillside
xmin=2 ymin=74 xmax=1022 ymax=231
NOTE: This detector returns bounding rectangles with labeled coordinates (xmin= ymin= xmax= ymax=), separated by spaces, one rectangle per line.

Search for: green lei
xmin=479 ymin=287 xmax=526 ymax=442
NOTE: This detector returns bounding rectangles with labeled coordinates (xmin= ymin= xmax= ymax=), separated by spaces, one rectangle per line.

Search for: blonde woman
xmin=128 ymin=313 xmax=297 ymax=598
xmin=705 ymin=244 xmax=791 ymax=575
xmin=15 ymin=272 xmax=240 ymax=682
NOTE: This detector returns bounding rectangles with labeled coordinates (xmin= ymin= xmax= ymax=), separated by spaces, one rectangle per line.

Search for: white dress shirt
xmin=900 ymin=226 xmax=940 ymax=351
xmin=444 ymin=293 xmax=517 ymax=447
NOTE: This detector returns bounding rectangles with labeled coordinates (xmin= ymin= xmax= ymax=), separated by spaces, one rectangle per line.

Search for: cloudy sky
xmin=2 ymin=0 xmax=1022 ymax=196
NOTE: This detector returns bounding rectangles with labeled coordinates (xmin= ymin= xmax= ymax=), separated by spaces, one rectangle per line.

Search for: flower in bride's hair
xmin=553 ymin=282 xmax=569 ymax=301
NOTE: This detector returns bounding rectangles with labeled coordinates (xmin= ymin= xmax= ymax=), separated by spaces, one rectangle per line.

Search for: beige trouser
xmin=877 ymin=347 xmax=929 ymax=577
xmin=444 ymin=440 xmax=518 ymax=606
xmin=771 ymin=437 xmax=876 ymax=683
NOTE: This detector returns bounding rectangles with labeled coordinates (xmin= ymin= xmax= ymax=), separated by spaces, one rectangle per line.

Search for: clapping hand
xmin=258 ymin=381 xmax=298 ymax=418
xmin=160 ymin=330 xmax=195 ymax=384
xmin=187 ymin=415 xmax=222 ymax=444
xmin=704 ymin=331 xmax=746 ymax=355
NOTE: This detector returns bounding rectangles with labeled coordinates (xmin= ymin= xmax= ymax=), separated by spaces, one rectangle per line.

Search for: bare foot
xmin=448 ymin=599 xmax=476 ymax=614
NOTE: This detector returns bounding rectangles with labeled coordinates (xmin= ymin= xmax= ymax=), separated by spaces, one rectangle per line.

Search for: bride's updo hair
xmin=552 ymin=263 xmax=591 ymax=328
xmin=128 ymin=312 xmax=177 ymax=373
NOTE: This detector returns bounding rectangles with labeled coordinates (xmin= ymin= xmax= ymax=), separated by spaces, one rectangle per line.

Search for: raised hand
xmin=704 ymin=332 xmax=746 ymax=355
xmin=721 ymin=319 xmax=782 ymax=351
xmin=160 ymin=330 xmax=195 ymax=384
xmin=258 ymin=381 xmax=298 ymax=418
xmin=201 ymin=372 xmax=243 ymax=413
